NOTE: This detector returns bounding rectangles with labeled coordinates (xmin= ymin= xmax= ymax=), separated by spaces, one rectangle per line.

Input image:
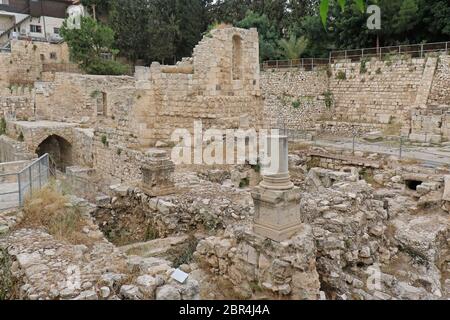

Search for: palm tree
xmin=277 ymin=35 xmax=309 ymax=60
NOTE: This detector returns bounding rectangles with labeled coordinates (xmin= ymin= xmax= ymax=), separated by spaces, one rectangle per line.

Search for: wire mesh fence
xmin=0 ymin=154 xmax=53 ymax=210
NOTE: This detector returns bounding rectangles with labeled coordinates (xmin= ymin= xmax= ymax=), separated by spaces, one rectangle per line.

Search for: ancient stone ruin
xmin=0 ymin=26 xmax=449 ymax=301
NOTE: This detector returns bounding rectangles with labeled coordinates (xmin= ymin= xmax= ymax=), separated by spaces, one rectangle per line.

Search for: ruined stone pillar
xmin=140 ymin=149 xmax=175 ymax=196
xmin=252 ymin=134 xmax=302 ymax=242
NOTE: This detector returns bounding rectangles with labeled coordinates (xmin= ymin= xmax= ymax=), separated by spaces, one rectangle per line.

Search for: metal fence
xmin=261 ymin=41 xmax=450 ymax=70
xmin=330 ymin=41 xmax=450 ymax=63
xmin=261 ymin=58 xmax=329 ymax=71
xmin=0 ymin=154 xmax=54 ymax=210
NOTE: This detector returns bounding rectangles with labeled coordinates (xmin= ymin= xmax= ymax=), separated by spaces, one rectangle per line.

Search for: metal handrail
xmin=262 ymin=40 xmax=450 ymax=69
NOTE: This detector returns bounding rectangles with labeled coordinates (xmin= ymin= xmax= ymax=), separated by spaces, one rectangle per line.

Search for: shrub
xmin=323 ymin=91 xmax=334 ymax=109
xmin=360 ymin=59 xmax=368 ymax=74
xmin=17 ymin=132 xmax=24 ymax=142
xmin=85 ymin=59 xmax=128 ymax=76
xmin=101 ymin=135 xmax=109 ymax=147
xmin=336 ymin=71 xmax=347 ymax=80
xmin=0 ymin=117 xmax=6 ymax=135
xmin=292 ymin=100 xmax=301 ymax=109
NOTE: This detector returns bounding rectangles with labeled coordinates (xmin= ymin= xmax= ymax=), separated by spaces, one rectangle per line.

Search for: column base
xmin=253 ymin=222 xmax=303 ymax=242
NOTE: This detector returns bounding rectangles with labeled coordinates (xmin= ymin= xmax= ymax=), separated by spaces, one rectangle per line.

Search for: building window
xmin=50 ymin=52 xmax=57 ymax=60
xmin=232 ymin=35 xmax=242 ymax=80
xmin=53 ymin=28 xmax=60 ymax=35
xmin=30 ymin=25 xmax=42 ymax=33
xmin=0 ymin=0 xmax=10 ymax=5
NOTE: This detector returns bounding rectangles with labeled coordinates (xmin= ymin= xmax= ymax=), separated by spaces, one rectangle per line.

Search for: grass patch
xmin=17 ymin=185 xmax=93 ymax=246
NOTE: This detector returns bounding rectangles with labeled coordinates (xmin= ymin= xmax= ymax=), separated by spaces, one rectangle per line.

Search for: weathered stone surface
xmin=156 ymin=285 xmax=181 ymax=300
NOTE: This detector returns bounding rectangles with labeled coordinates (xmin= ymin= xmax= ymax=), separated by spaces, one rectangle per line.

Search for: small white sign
xmin=171 ymin=269 xmax=189 ymax=284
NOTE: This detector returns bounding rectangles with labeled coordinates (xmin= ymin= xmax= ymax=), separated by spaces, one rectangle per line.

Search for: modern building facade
xmin=0 ymin=0 xmax=75 ymax=46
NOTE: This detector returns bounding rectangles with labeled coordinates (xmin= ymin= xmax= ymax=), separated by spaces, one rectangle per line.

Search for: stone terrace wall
xmin=261 ymin=68 xmax=328 ymax=129
xmin=428 ymin=55 xmax=450 ymax=106
xmin=35 ymin=73 xmax=136 ymax=125
xmin=0 ymin=40 xmax=70 ymax=94
xmin=260 ymin=55 xmax=450 ymax=136
xmin=329 ymin=58 xmax=426 ymax=131
xmin=0 ymin=92 xmax=34 ymax=121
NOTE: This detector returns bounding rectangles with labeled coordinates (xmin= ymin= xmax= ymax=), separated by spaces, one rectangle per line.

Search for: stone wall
xmin=428 ymin=55 xmax=450 ymax=106
xmin=261 ymin=68 xmax=328 ymax=129
xmin=0 ymin=40 xmax=70 ymax=94
xmin=0 ymin=135 xmax=34 ymax=162
xmin=0 ymin=92 xmax=34 ymax=121
xmin=261 ymin=54 xmax=450 ymax=139
xmin=329 ymin=58 xmax=426 ymax=131
xmin=133 ymin=27 xmax=263 ymax=147
xmin=410 ymin=107 xmax=449 ymax=143
xmin=34 ymin=73 xmax=135 ymax=125
xmin=195 ymin=226 xmax=320 ymax=300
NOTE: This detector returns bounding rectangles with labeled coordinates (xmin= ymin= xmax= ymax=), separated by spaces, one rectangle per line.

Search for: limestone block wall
xmin=329 ymin=58 xmax=426 ymax=129
xmin=72 ymin=128 xmax=95 ymax=167
xmin=0 ymin=135 xmax=34 ymax=162
xmin=260 ymin=69 xmax=329 ymax=129
xmin=0 ymin=93 xmax=34 ymax=120
xmin=5 ymin=121 xmax=76 ymax=154
xmin=34 ymin=73 xmax=136 ymax=125
xmin=193 ymin=27 xmax=260 ymax=97
xmin=428 ymin=55 xmax=450 ymax=106
xmin=93 ymin=132 xmax=146 ymax=184
xmin=133 ymin=27 xmax=264 ymax=147
xmin=260 ymin=56 xmax=450 ymax=136
xmin=0 ymin=40 xmax=70 ymax=93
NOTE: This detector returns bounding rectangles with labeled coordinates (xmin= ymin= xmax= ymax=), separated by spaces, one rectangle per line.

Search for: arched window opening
xmin=232 ymin=35 xmax=242 ymax=80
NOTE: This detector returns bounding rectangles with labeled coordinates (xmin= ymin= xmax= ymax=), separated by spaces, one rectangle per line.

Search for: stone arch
xmin=35 ymin=135 xmax=73 ymax=171
xmin=232 ymin=34 xmax=243 ymax=80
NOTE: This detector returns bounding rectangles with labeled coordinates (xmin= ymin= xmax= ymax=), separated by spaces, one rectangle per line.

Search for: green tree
xmin=109 ymin=0 xmax=151 ymax=63
xmin=393 ymin=0 xmax=419 ymax=34
xmin=81 ymin=0 xmax=111 ymax=20
xmin=277 ymin=35 xmax=309 ymax=60
xmin=319 ymin=0 xmax=366 ymax=27
xmin=174 ymin=0 xmax=209 ymax=59
xmin=60 ymin=16 xmax=127 ymax=75
xmin=236 ymin=10 xmax=281 ymax=61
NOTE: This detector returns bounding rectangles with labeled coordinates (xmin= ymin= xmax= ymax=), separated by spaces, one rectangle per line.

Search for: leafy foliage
xmin=60 ymin=16 xmax=127 ymax=75
xmin=71 ymin=0 xmax=450 ymax=63
xmin=277 ymin=34 xmax=309 ymax=59
xmin=319 ymin=0 xmax=366 ymax=27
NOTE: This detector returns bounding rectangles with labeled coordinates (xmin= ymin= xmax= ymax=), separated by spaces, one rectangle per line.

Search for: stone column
xmin=140 ymin=149 xmax=175 ymax=196
xmin=252 ymin=134 xmax=302 ymax=242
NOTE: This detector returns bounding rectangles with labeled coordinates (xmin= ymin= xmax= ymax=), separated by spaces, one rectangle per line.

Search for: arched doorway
xmin=36 ymin=135 xmax=73 ymax=171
